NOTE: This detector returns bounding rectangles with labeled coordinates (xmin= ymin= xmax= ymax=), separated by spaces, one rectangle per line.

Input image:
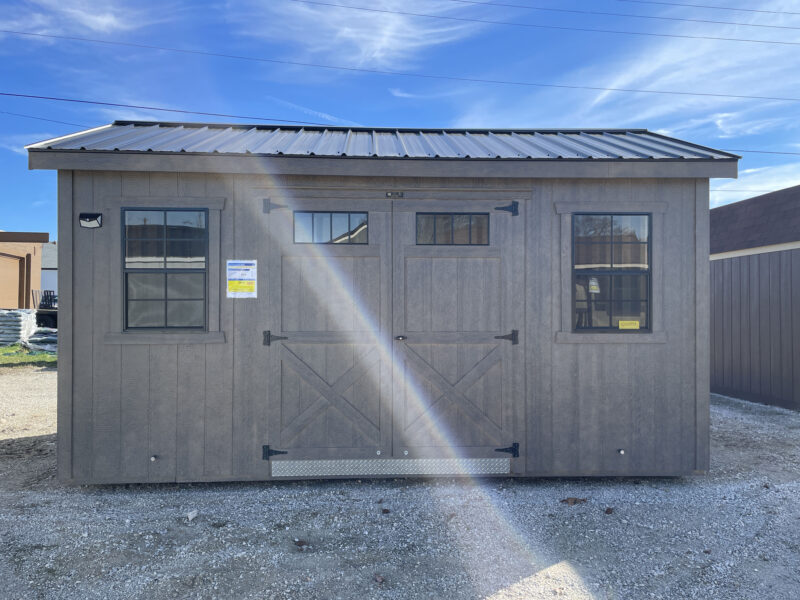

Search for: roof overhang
xmin=0 ymin=232 xmax=50 ymax=243
xmin=28 ymin=150 xmax=738 ymax=179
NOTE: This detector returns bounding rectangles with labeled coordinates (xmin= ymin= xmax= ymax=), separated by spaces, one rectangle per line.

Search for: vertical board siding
xmin=56 ymin=171 xmax=74 ymax=481
xmin=711 ymin=248 xmax=799 ymax=410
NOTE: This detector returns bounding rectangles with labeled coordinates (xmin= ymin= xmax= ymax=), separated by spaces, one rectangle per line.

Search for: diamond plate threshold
xmin=270 ymin=458 xmax=511 ymax=478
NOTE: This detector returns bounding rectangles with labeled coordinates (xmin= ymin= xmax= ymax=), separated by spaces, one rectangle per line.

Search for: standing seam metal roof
xmin=27 ymin=121 xmax=738 ymax=161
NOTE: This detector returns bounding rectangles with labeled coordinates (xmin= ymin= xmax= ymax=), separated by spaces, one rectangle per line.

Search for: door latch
xmin=494 ymin=330 xmax=519 ymax=345
xmin=263 ymin=330 xmax=289 ymax=346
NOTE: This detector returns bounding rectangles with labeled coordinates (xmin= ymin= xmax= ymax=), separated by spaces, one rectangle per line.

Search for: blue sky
xmin=2 ymin=0 xmax=800 ymax=240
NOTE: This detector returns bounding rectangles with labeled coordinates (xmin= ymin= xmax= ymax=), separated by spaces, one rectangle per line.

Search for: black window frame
xmin=122 ymin=207 xmax=209 ymax=331
xmin=292 ymin=211 xmax=369 ymax=244
xmin=572 ymin=212 xmax=652 ymax=333
xmin=415 ymin=212 xmax=490 ymax=245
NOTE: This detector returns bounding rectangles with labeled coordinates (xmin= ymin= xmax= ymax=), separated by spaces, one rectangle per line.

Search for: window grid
xmin=293 ymin=211 xmax=368 ymax=244
xmin=415 ymin=212 xmax=490 ymax=245
xmin=572 ymin=213 xmax=652 ymax=333
xmin=122 ymin=208 xmax=209 ymax=330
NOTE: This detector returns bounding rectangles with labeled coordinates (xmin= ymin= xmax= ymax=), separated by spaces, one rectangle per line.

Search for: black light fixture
xmin=79 ymin=213 xmax=102 ymax=228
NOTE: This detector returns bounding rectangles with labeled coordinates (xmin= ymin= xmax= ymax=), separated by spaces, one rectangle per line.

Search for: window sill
xmin=555 ymin=331 xmax=667 ymax=344
xmin=104 ymin=331 xmax=226 ymax=345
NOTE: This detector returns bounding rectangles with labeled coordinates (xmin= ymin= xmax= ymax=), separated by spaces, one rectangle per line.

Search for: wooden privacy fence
xmin=710 ymin=249 xmax=800 ymax=410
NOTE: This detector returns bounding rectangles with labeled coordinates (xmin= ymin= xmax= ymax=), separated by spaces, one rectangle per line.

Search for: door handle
xmin=394 ymin=335 xmax=407 ymax=341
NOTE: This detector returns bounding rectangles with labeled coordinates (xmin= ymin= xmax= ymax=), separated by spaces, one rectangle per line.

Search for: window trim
xmin=571 ymin=212 xmax=652 ymax=333
xmin=415 ymin=212 xmax=490 ymax=246
xmin=121 ymin=207 xmax=210 ymax=331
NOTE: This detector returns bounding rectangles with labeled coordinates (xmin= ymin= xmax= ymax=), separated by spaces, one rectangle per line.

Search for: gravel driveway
xmin=1 ymin=366 xmax=798 ymax=600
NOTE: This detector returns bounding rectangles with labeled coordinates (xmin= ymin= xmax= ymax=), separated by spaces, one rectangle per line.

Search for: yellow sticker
xmin=228 ymin=280 xmax=256 ymax=293
xmin=618 ymin=320 xmax=640 ymax=330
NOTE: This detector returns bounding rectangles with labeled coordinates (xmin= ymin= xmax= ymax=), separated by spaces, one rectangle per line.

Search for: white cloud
xmin=710 ymin=162 xmax=800 ymax=207
xmin=262 ymin=96 xmax=362 ymax=126
xmin=0 ymin=133 xmax=55 ymax=155
xmin=227 ymin=0 xmax=484 ymax=70
xmin=389 ymin=88 xmax=463 ymax=100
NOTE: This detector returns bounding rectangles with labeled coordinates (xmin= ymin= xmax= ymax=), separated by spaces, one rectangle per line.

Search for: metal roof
xmin=27 ymin=121 xmax=737 ymax=161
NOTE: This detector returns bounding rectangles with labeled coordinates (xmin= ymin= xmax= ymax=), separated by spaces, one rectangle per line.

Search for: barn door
xmin=392 ymin=200 xmax=524 ymax=467
xmin=265 ymin=202 xmax=393 ymax=461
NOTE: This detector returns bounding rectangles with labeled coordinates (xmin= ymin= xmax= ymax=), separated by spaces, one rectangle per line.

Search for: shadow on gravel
xmin=0 ymin=434 xmax=57 ymax=491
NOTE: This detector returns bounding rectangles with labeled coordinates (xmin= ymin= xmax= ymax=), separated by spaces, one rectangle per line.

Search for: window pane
xmin=453 ymin=214 xmax=470 ymax=244
xmin=471 ymin=214 xmax=489 ymax=245
xmin=166 ymin=239 xmax=206 ymax=269
xmin=127 ymin=300 xmax=165 ymax=328
xmin=574 ymin=242 xmax=611 ymax=269
xmin=575 ymin=274 xmax=610 ymax=303
xmin=613 ymin=215 xmax=648 ymax=242
xmin=613 ymin=243 xmax=648 ymax=270
xmin=167 ymin=300 xmax=205 ymax=327
xmin=125 ymin=210 xmax=163 ymax=239
xmin=127 ymin=273 xmax=164 ymax=299
xmin=166 ymin=211 xmax=206 ymax=240
xmin=613 ymin=274 xmax=648 ymax=302
xmin=435 ymin=215 xmax=452 ymax=244
xmin=350 ymin=213 xmax=368 ymax=244
xmin=125 ymin=239 xmax=164 ymax=269
xmin=588 ymin=300 xmax=611 ymax=328
xmin=331 ymin=213 xmax=350 ymax=243
xmin=313 ymin=213 xmax=331 ymax=243
xmin=611 ymin=301 xmax=648 ymax=329
xmin=294 ymin=212 xmax=313 ymax=243
xmin=167 ymin=273 xmax=205 ymax=299
xmin=574 ymin=214 xmax=611 ymax=242
xmin=417 ymin=214 xmax=434 ymax=244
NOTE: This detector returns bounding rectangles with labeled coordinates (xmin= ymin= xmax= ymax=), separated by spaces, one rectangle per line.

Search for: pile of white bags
xmin=0 ymin=309 xmax=37 ymax=346
xmin=24 ymin=327 xmax=58 ymax=353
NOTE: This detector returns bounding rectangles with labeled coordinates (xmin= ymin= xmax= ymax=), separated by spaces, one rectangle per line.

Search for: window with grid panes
xmin=123 ymin=209 xmax=208 ymax=330
xmin=572 ymin=213 xmax=651 ymax=332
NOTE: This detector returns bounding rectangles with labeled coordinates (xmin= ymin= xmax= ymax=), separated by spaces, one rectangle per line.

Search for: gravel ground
xmin=1 ymin=366 xmax=798 ymax=600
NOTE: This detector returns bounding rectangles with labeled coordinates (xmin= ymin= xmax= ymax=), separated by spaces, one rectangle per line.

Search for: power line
xmin=4 ymin=30 xmax=800 ymax=104
xmin=0 ymin=109 xmax=88 ymax=127
xmin=433 ymin=0 xmax=800 ymax=31
xmin=0 ymin=93 xmax=332 ymax=125
xmin=285 ymin=0 xmax=800 ymax=46
xmin=615 ymin=0 xmax=800 ymax=16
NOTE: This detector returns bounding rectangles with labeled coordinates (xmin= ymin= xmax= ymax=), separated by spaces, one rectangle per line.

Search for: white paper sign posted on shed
xmin=226 ymin=260 xmax=257 ymax=298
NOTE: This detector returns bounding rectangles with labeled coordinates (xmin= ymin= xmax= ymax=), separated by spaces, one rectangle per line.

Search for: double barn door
xmin=263 ymin=198 xmax=524 ymax=473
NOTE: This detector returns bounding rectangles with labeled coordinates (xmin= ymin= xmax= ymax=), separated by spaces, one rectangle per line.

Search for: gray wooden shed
xmin=27 ymin=122 xmax=738 ymax=484
xmin=710 ymin=185 xmax=800 ymax=411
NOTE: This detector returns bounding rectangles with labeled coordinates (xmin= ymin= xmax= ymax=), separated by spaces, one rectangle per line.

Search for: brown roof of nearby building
xmin=710 ymin=185 xmax=800 ymax=254
xmin=0 ymin=232 xmax=49 ymax=243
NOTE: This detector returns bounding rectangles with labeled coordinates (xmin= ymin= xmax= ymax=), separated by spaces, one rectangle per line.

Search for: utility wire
xmin=0 ymin=109 xmax=88 ymax=127
xmin=0 ymin=93 xmax=331 ymax=126
xmin=284 ymin=0 xmax=800 ymax=46
xmin=4 ymin=30 xmax=800 ymax=104
xmin=615 ymin=0 xmax=800 ymax=17
xmin=437 ymin=0 xmax=800 ymax=31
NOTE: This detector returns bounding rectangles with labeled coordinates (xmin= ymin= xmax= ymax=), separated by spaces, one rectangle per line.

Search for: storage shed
xmin=27 ymin=122 xmax=738 ymax=484
xmin=710 ymin=185 xmax=800 ymax=410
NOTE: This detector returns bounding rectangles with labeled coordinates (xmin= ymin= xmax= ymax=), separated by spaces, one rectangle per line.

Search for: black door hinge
xmin=494 ymin=201 xmax=519 ymax=216
xmin=263 ymin=330 xmax=289 ymax=346
xmin=262 ymin=445 xmax=288 ymax=460
xmin=495 ymin=442 xmax=519 ymax=458
xmin=494 ymin=330 xmax=519 ymax=345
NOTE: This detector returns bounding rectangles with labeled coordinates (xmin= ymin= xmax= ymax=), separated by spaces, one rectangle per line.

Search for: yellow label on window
xmin=228 ymin=280 xmax=256 ymax=293
xmin=618 ymin=320 xmax=640 ymax=330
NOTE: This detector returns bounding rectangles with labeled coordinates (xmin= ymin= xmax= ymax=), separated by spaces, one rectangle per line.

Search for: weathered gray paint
xmin=710 ymin=249 xmax=799 ymax=411
xmin=53 ymin=168 xmax=715 ymax=483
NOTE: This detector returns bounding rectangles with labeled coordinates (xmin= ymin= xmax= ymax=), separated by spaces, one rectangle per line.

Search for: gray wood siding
xmin=710 ymin=250 xmax=799 ymax=410
xmin=59 ymin=172 xmax=709 ymax=482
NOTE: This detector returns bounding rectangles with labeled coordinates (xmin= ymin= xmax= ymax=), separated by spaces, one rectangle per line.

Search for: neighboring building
xmin=710 ymin=185 xmax=800 ymax=410
xmin=0 ymin=232 xmax=49 ymax=309
xmin=41 ymin=241 xmax=58 ymax=295
xmin=27 ymin=121 xmax=737 ymax=484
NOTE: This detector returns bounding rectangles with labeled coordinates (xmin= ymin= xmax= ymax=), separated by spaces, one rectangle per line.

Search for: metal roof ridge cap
xmin=510 ymin=132 xmax=559 ymax=158
xmin=25 ymin=123 xmax=114 ymax=150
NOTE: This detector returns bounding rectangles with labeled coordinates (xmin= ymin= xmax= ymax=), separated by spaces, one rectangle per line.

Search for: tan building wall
xmin=0 ymin=234 xmax=49 ymax=309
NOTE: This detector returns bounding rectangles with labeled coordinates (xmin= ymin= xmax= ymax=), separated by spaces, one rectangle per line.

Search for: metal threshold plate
xmin=271 ymin=458 xmax=510 ymax=478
